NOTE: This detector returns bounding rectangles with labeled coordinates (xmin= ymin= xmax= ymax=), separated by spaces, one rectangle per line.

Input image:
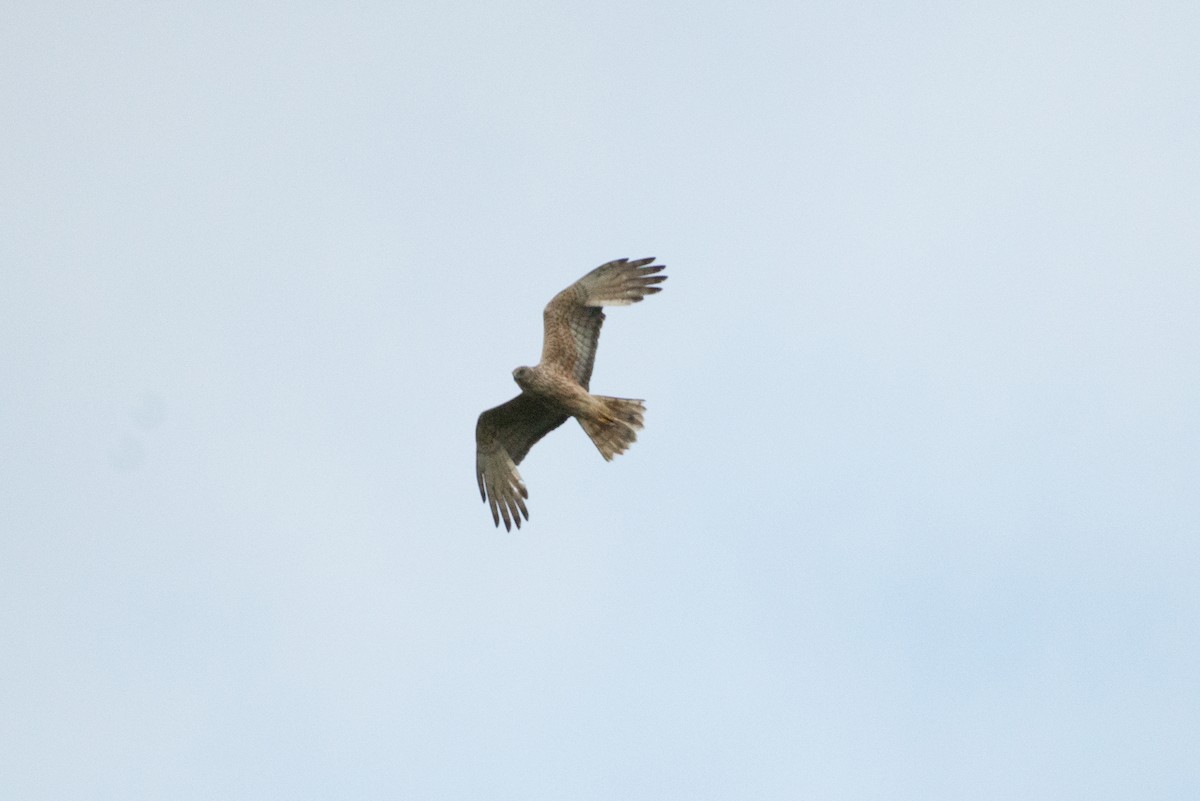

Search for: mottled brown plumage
xmin=475 ymin=258 xmax=667 ymax=530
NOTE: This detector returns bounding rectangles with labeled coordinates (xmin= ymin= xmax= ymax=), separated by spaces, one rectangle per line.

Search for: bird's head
xmin=512 ymin=366 xmax=534 ymax=389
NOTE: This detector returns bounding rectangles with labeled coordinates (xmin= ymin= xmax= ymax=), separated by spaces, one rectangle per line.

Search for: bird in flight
xmin=475 ymin=257 xmax=667 ymax=530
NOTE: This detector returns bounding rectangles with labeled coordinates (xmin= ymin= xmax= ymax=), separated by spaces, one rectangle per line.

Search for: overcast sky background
xmin=3 ymin=1 xmax=1199 ymax=799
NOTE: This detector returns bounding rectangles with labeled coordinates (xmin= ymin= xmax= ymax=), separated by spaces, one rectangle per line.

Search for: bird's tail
xmin=578 ymin=396 xmax=645 ymax=461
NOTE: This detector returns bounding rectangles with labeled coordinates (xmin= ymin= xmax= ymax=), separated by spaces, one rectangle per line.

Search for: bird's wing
xmin=475 ymin=393 xmax=568 ymax=530
xmin=540 ymin=257 xmax=667 ymax=389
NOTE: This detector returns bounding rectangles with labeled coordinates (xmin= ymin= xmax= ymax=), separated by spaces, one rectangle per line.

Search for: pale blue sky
xmin=3 ymin=1 xmax=1199 ymax=798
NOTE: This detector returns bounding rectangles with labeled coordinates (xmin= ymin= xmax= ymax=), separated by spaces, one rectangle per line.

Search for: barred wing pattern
xmin=540 ymin=258 xmax=667 ymax=388
xmin=475 ymin=394 xmax=568 ymax=530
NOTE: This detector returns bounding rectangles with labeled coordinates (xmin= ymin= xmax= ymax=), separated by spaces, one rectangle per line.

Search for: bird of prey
xmin=475 ymin=257 xmax=667 ymax=530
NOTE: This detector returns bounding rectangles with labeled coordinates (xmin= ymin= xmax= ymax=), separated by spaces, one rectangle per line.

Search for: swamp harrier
xmin=475 ymin=257 xmax=667 ymax=530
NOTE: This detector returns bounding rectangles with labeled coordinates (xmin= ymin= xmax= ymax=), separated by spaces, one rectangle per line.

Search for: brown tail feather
xmin=577 ymin=396 xmax=645 ymax=461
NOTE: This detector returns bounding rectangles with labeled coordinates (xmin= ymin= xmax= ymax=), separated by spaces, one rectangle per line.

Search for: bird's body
xmin=512 ymin=364 xmax=590 ymax=416
xmin=475 ymin=257 xmax=667 ymax=530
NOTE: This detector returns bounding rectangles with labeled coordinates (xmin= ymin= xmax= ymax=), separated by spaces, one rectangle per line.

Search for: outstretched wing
xmin=540 ymin=257 xmax=667 ymax=389
xmin=475 ymin=393 xmax=568 ymax=530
